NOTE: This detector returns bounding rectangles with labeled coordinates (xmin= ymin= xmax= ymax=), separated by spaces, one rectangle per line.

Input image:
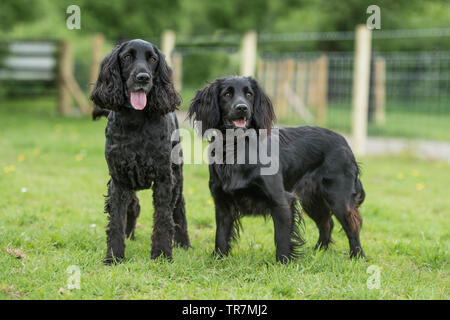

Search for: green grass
xmin=0 ymin=97 xmax=449 ymax=299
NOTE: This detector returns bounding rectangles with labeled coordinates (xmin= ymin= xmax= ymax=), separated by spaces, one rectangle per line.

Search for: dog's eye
xmin=149 ymin=57 xmax=157 ymax=63
xmin=246 ymin=92 xmax=252 ymax=99
xmin=224 ymin=92 xmax=232 ymax=99
xmin=124 ymin=55 xmax=132 ymax=61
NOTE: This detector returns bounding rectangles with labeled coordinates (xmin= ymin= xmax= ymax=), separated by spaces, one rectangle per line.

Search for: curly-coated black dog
xmin=90 ymin=39 xmax=190 ymax=264
xmin=188 ymin=76 xmax=365 ymax=263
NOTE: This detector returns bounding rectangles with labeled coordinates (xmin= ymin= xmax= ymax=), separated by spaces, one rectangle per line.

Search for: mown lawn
xmin=0 ymin=97 xmax=448 ymax=299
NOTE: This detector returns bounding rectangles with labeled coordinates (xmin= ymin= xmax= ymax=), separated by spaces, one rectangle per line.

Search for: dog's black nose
xmin=136 ymin=72 xmax=151 ymax=82
xmin=234 ymin=104 xmax=249 ymax=113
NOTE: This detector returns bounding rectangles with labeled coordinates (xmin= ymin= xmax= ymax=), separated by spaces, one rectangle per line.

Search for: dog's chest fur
xmin=105 ymin=110 xmax=172 ymax=190
xmin=212 ymin=163 xmax=272 ymax=216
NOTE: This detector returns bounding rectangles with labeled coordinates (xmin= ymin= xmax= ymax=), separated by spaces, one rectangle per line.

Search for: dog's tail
xmin=345 ymin=177 xmax=365 ymax=233
xmin=353 ymin=177 xmax=365 ymax=207
xmin=92 ymin=106 xmax=110 ymax=120
xmin=287 ymin=192 xmax=306 ymax=261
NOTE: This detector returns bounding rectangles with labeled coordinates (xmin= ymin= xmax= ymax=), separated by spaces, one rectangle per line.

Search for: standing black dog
xmin=188 ymin=76 xmax=365 ymax=263
xmin=90 ymin=39 xmax=190 ymax=264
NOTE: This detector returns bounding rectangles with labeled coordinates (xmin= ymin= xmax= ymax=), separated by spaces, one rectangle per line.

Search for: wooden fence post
xmin=58 ymin=41 xmax=72 ymax=116
xmin=351 ymin=25 xmax=372 ymax=156
xmin=265 ymin=59 xmax=276 ymax=98
xmin=316 ymin=54 xmax=328 ymax=126
xmin=172 ymin=52 xmax=183 ymax=92
xmin=276 ymin=59 xmax=295 ymax=117
xmin=240 ymin=30 xmax=257 ymax=77
xmin=276 ymin=60 xmax=287 ymax=116
xmin=58 ymin=40 xmax=91 ymax=116
xmin=307 ymin=59 xmax=317 ymax=108
xmin=89 ymin=34 xmax=104 ymax=95
xmin=257 ymin=59 xmax=265 ymax=87
xmin=295 ymin=61 xmax=307 ymax=102
xmin=161 ymin=30 xmax=176 ymax=67
xmin=374 ymin=56 xmax=386 ymax=125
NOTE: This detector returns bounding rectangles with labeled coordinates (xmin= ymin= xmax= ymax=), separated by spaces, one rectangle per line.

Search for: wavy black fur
xmin=90 ymin=39 xmax=189 ymax=264
xmin=189 ymin=76 xmax=365 ymax=262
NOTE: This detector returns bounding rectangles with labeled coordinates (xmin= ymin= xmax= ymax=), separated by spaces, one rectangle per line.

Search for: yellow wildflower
xmin=416 ymin=183 xmax=425 ymax=191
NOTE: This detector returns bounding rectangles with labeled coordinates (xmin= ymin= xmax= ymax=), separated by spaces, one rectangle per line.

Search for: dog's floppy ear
xmin=188 ymin=80 xmax=221 ymax=136
xmin=90 ymin=42 xmax=127 ymax=112
xmin=249 ymin=77 xmax=276 ymax=134
xmin=147 ymin=47 xmax=181 ymax=115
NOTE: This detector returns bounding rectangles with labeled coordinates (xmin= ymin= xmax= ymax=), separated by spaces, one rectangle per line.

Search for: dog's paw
xmin=174 ymin=240 xmax=191 ymax=250
xmin=349 ymin=248 xmax=366 ymax=259
xmin=313 ymin=241 xmax=330 ymax=251
xmin=103 ymin=255 xmax=124 ymax=265
xmin=151 ymin=248 xmax=173 ymax=261
xmin=211 ymin=250 xmax=229 ymax=261
xmin=276 ymin=254 xmax=293 ymax=264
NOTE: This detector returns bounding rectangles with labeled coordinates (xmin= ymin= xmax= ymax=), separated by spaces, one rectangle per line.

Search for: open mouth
xmin=129 ymin=90 xmax=147 ymax=110
xmin=232 ymin=118 xmax=247 ymax=128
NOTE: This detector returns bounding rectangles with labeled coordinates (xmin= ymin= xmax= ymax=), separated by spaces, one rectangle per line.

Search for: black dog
xmin=188 ymin=76 xmax=365 ymax=262
xmin=90 ymin=39 xmax=190 ymax=264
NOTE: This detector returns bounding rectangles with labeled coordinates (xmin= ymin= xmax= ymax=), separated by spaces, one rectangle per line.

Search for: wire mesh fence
xmin=373 ymin=51 xmax=450 ymax=140
xmin=1 ymin=28 xmax=449 ymax=141
xmin=170 ymin=45 xmax=240 ymax=104
xmin=172 ymin=45 xmax=240 ymax=88
xmin=164 ymin=28 xmax=450 ymax=142
xmin=257 ymin=50 xmax=450 ymax=141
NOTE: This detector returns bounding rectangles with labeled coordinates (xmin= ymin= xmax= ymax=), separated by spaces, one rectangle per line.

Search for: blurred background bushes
xmin=0 ymin=0 xmax=449 ymax=94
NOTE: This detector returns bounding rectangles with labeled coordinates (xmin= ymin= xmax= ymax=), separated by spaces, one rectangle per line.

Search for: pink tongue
xmin=130 ymin=91 xmax=147 ymax=110
xmin=233 ymin=119 xmax=246 ymax=128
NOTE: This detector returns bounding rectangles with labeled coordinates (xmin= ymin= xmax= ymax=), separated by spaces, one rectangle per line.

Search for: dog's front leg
xmin=210 ymin=185 xmax=236 ymax=258
xmin=214 ymin=204 xmax=235 ymax=258
xmin=271 ymin=204 xmax=294 ymax=263
xmin=104 ymin=179 xmax=133 ymax=264
xmin=151 ymin=172 xmax=175 ymax=260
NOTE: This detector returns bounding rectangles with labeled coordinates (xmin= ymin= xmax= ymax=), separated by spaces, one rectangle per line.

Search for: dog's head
xmin=90 ymin=39 xmax=180 ymax=116
xmin=188 ymin=76 xmax=276 ymax=136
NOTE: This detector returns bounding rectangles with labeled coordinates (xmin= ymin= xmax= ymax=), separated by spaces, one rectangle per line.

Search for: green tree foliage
xmin=0 ymin=0 xmax=39 ymax=31
xmin=78 ymin=0 xmax=181 ymax=40
xmin=2 ymin=0 xmax=449 ymax=47
xmin=1 ymin=0 xmax=448 ymax=89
